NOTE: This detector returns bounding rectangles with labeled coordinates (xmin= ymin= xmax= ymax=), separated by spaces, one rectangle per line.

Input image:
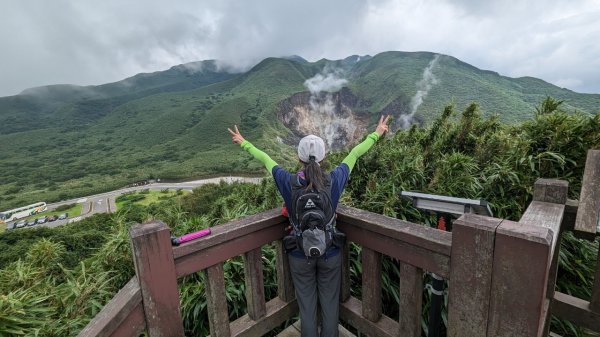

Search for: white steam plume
xmin=302 ymin=69 xmax=351 ymax=147
xmin=399 ymin=54 xmax=440 ymax=129
xmin=304 ymin=71 xmax=348 ymax=94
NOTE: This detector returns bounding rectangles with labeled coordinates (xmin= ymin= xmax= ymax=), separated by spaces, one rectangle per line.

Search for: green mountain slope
xmin=0 ymin=51 xmax=599 ymax=210
xmin=349 ymin=51 xmax=600 ymax=123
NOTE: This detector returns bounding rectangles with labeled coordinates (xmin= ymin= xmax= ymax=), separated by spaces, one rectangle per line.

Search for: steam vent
xmin=277 ymin=88 xmax=370 ymax=151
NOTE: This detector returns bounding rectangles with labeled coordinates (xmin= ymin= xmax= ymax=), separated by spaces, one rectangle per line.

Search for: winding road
xmin=37 ymin=176 xmax=263 ymax=229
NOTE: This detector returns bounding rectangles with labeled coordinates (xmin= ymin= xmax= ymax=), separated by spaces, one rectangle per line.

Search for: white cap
xmin=297 ymin=135 xmax=326 ymax=163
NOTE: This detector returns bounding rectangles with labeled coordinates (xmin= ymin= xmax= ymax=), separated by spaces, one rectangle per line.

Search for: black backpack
xmin=289 ymin=174 xmax=335 ymax=257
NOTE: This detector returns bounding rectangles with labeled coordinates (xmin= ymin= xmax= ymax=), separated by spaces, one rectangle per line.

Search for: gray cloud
xmin=0 ymin=0 xmax=599 ymax=96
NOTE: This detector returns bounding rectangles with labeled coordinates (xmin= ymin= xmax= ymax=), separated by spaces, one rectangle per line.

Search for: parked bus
xmin=0 ymin=202 xmax=47 ymax=225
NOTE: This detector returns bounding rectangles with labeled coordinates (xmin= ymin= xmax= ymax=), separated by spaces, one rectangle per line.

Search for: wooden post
xmin=531 ymin=178 xmax=568 ymax=336
xmin=275 ymin=241 xmax=295 ymax=302
xmin=487 ymin=220 xmax=553 ymax=337
xmin=362 ymin=247 xmax=382 ymax=322
xmin=204 ymin=263 xmax=231 ymax=337
xmin=574 ymin=150 xmax=600 ymax=311
xmin=533 ymin=179 xmax=568 ymax=204
xmin=398 ymin=262 xmax=423 ymax=337
xmin=574 ymin=150 xmax=600 ymax=234
xmin=244 ymin=248 xmax=266 ymax=320
xmin=130 ymin=221 xmax=185 ymax=337
xmin=447 ymin=214 xmax=503 ymax=337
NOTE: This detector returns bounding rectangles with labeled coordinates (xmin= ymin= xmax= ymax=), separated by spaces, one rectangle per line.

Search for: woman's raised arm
xmin=228 ymin=125 xmax=278 ymax=173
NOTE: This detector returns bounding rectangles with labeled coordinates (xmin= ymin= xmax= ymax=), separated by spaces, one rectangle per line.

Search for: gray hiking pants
xmin=288 ymin=252 xmax=342 ymax=337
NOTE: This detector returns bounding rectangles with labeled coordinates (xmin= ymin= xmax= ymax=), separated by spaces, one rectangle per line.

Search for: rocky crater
xmin=277 ymin=88 xmax=371 ymax=151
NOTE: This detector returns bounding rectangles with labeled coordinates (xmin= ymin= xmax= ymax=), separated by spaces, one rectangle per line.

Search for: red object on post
xmin=437 ymin=216 xmax=446 ymax=231
xmin=281 ymin=206 xmax=289 ymax=218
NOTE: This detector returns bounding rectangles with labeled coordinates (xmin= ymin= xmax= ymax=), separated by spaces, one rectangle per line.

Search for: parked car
xmin=48 ymin=215 xmax=58 ymax=222
xmin=58 ymin=213 xmax=69 ymax=220
xmin=15 ymin=220 xmax=27 ymax=228
xmin=27 ymin=220 xmax=37 ymax=226
xmin=36 ymin=216 xmax=48 ymax=224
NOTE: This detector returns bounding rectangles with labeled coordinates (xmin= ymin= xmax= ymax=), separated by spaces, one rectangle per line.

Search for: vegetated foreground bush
xmin=1 ymin=99 xmax=598 ymax=336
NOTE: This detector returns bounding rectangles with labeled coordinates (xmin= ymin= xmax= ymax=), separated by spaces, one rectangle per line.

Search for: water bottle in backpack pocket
xmin=301 ymin=226 xmax=329 ymax=257
xmin=289 ymin=174 xmax=335 ymax=257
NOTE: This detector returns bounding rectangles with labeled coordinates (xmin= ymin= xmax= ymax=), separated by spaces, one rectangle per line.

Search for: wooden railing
xmin=78 ymin=150 xmax=600 ymax=337
xmin=549 ymin=150 xmax=600 ymax=334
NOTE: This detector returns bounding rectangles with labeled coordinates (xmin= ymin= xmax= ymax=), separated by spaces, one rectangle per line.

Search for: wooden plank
xmin=447 ymin=214 xmax=502 ymax=337
xmin=244 ymin=248 xmax=266 ymax=320
xmin=552 ymin=291 xmax=600 ymax=332
xmin=362 ymin=247 xmax=382 ymax=322
xmin=533 ymin=179 xmax=568 ymax=204
xmin=77 ymin=277 xmax=145 ymax=337
xmin=275 ymin=240 xmax=295 ymax=302
xmin=519 ymin=200 xmax=564 ymax=258
xmin=487 ymin=220 xmax=553 ymax=337
xmin=130 ymin=221 xmax=184 ymax=337
xmin=341 ymin=241 xmax=351 ymax=302
xmin=205 ymin=262 xmax=231 ymax=337
xmin=275 ymin=320 xmax=356 ymax=337
xmin=575 ymin=150 xmax=600 ymax=234
xmin=175 ymin=224 xmax=286 ymax=277
xmin=107 ymin=303 xmax=147 ymax=337
xmin=340 ymin=296 xmax=397 ymax=337
xmin=540 ymin=295 xmax=553 ymax=335
xmin=228 ymin=297 xmax=298 ymax=337
xmin=561 ymin=200 xmax=597 ymax=240
xmin=398 ymin=262 xmax=423 ymax=337
xmin=337 ymin=205 xmax=452 ymax=256
xmin=591 ymin=244 xmax=600 ymax=312
xmin=337 ymin=221 xmax=451 ymax=278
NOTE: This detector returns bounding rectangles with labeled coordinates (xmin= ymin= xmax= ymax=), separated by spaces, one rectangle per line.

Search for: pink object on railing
xmin=171 ymin=228 xmax=211 ymax=246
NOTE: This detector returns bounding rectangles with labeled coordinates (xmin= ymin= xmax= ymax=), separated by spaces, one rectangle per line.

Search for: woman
xmin=227 ymin=115 xmax=390 ymax=337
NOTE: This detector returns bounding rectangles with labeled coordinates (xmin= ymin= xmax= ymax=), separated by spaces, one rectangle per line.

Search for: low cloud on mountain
xmin=0 ymin=0 xmax=599 ymax=96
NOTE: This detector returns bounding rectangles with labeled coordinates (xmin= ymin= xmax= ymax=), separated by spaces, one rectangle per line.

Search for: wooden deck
xmin=276 ymin=321 xmax=356 ymax=337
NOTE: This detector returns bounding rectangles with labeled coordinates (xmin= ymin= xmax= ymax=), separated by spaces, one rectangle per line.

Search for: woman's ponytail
xmin=304 ymin=156 xmax=328 ymax=191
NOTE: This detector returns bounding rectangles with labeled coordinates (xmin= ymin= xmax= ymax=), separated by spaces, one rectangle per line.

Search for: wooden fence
xmin=78 ymin=151 xmax=600 ymax=337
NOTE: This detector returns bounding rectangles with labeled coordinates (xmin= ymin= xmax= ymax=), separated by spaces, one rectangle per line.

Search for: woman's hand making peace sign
xmin=227 ymin=125 xmax=246 ymax=145
xmin=375 ymin=115 xmax=391 ymax=137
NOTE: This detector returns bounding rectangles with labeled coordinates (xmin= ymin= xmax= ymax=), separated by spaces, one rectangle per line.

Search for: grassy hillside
xmin=1 ymin=51 xmax=599 ymax=210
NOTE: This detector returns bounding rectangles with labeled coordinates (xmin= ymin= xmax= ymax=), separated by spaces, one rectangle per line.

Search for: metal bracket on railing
xmin=425 ymin=283 xmax=446 ymax=296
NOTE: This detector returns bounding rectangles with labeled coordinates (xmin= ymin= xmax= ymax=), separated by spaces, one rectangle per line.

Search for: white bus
xmin=0 ymin=202 xmax=47 ymax=225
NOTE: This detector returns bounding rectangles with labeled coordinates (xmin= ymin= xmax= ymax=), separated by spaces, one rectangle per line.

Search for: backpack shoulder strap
xmin=289 ymin=173 xmax=302 ymax=190
xmin=288 ymin=174 xmax=303 ymax=230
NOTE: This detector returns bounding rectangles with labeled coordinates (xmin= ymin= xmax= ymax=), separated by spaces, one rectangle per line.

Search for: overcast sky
xmin=1 ymin=0 xmax=599 ymax=97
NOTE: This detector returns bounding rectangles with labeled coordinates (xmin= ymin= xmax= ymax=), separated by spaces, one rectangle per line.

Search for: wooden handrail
xmin=173 ymin=209 xmax=288 ymax=277
xmin=552 ymin=291 xmax=600 ymax=332
xmin=76 ymin=277 xmax=145 ymax=337
xmin=336 ymin=205 xmax=452 ymax=278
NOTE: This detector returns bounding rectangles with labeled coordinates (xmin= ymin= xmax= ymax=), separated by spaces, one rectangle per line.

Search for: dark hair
xmin=304 ymin=156 xmax=328 ymax=191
